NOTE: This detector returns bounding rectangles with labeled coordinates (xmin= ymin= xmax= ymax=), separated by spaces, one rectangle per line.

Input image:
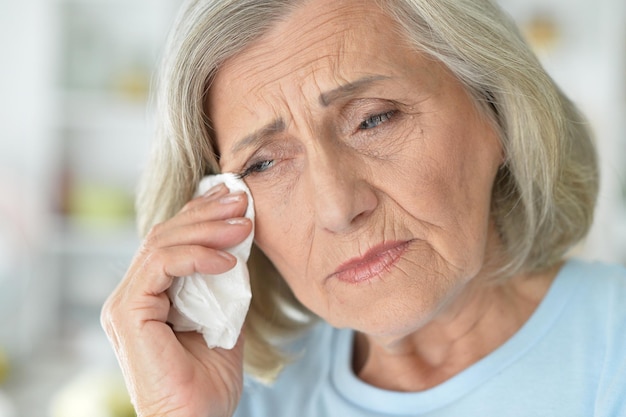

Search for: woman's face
xmin=209 ymin=0 xmax=503 ymax=339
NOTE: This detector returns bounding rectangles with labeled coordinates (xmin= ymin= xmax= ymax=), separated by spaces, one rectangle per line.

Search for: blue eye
xmin=359 ymin=110 xmax=396 ymax=130
xmin=237 ymin=159 xmax=275 ymax=179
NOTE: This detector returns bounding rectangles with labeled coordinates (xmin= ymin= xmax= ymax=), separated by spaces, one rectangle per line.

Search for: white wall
xmin=0 ymin=0 xmax=60 ymax=356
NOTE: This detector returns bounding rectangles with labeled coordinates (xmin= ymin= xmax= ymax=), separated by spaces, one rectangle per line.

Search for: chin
xmin=321 ymin=285 xmax=449 ymax=339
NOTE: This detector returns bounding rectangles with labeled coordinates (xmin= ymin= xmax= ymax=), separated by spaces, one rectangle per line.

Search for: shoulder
xmin=561 ymin=256 xmax=626 ymax=280
xmin=555 ymin=258 xmax=626 ymax=337
xmin=560 ymin=258 xmax=626 ymax=415
xmin=562 ymin=257 xmax=626 ymax=304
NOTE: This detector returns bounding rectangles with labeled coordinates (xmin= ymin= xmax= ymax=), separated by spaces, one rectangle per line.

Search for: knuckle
xmin=144 ymin=246 xmax=165 ymax=267
xmin=180 ymin=198 xmax=197 ymax=212
xmin=182 ymin=202 xmax=206 ymax=223
xmin=100 ymin=297 xmax=118 ymax=333
xmin=150 ymin=220 xmax=166 ymax=235
xmin=143 ymin=223 xmax=165 ymax=249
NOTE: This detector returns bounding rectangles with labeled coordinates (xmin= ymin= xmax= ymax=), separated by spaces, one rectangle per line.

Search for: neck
xmin=352 ymin=262 xmax=562 ymax=392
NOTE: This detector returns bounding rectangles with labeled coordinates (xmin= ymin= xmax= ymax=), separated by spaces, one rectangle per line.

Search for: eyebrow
xmin=229 ymin=74 xmax=391 ymax=154
xmin=318 ymin=75 xmax=390 ymax=107
xmin=230 ymin=118 xmax=286 ymax=154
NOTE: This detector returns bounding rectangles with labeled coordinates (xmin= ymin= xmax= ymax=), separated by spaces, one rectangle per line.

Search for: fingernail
xmin=219 ymin=191 xmax=244 ymax=204
xmin=204 ymin=183 xmax=226 ymax=198
xmin=215 ymin=250 xmax=235 ymax=262
xmin=226 ymin=217 xmax=249 ymax=226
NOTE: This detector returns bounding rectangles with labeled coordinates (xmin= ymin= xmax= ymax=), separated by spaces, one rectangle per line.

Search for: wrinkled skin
xmin=102 ymin=184 xmax=251 ymax=416
xmin=210 ymin=0 xmax=503 ymax=342
xmin=102 ymin=0 xmax=557 ymax=414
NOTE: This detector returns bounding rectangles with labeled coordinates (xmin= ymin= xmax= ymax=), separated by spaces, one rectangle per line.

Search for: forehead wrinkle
xmin=236 ymin=32 xmax=355 ymax=98
xmin=217 ymin=0 xmax=399 ymax=87
xmin=226 ymin=1 xmax=374 ymax=89
xmin=218 ymin=1 xmax=396 ymax=111
xmin=234 ymin=48 xmax=356 ymax=120
xmin=212 ymin=0 xmax=419 ymax=161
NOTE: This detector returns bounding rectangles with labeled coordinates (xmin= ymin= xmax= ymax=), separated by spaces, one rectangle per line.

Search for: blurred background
xmin=0 ymin=0 xmax=624 ymax=416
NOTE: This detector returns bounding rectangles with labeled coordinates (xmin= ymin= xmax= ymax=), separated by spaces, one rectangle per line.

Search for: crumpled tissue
xmin=167 ymin=173 xmax=254 ymax=349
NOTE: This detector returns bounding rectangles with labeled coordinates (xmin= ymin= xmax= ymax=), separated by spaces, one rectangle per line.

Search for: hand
xmin=101 ymin=183 xmax=252 ymax=417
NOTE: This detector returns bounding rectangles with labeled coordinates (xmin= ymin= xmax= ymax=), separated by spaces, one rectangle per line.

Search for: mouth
xmin=329 ymin=240 xmax=413 ymax=284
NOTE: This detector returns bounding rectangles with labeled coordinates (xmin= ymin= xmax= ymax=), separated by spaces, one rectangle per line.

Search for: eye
xmin=359 ymin=110 xmax=396 ymax=130
xmin=236 ymin=159 xmax=275 ymax=179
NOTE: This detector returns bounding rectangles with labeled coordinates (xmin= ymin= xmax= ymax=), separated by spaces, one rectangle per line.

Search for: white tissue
xmin=167 ymin=173 xmax=254 ymax=349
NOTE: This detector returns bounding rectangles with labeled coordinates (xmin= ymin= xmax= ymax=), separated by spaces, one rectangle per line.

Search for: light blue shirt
xmin=234 ymin=259 xmax=626 ymax=416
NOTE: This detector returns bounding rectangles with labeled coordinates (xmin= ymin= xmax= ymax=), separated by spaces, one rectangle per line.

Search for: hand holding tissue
xmin=167 ymin=173 xmax=254 ymax=349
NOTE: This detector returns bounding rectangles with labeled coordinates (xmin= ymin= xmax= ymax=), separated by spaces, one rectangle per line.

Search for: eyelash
xmin=359 ymin=110 xmax=396 ymax=130
xmin=236 ymin=159 xmax=275 ymax=179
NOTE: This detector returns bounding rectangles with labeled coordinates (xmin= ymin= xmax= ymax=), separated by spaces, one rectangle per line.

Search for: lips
xmin=330 ymin=240 xmax=412 ymax=283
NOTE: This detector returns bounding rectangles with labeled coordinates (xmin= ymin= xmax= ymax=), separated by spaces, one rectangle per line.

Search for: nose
xmin=306 ymin=147 xmax=378 ymax=233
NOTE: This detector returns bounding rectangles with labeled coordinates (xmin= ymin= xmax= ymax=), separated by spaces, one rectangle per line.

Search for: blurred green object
xmin=49 ymin=369 xmax=135 ymax=417
xmin=68 ymin=182 xmax=134 ymax=226
xmin=0 ymin=348 xmax=8 ymax=385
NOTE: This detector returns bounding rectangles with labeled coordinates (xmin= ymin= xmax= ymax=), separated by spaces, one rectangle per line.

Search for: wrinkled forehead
xmin=208 ymin=0 xmax=411 ymax=110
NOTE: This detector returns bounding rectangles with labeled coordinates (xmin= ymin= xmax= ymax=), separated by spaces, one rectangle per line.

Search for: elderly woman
xmin=101 ymin=0 xmax=626 ymax=416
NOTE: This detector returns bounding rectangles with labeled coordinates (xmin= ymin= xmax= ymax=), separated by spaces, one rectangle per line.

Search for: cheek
xmin=396 ymin=122 xmax=500 ymax=269
xmin=251 ymin=187 xmax=314 ymax=274
xmin=425 ymin=110 xmax=500 ymax=210
xmin=252 ymin=198 xmax=327 ymax=313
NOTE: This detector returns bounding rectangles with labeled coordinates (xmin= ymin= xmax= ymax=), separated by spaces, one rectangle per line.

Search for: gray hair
xmin=137 ymin=0 xmax=598 ymax=382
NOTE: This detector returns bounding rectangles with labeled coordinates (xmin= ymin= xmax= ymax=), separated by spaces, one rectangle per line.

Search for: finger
xmin=103 ymin=244 xmax=238 ymax=335
xmin=133 ymin=245 xmax=238 ymax=297
xmin=145 ymin=217 xmax=253 ymax=251
xmin=173 ymin=190 xmax=249 ymax=228
xmin=201 ymin=182 xmax=230 ymax=199
xmin=101 ymin=286 xmax=172 ymax=349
